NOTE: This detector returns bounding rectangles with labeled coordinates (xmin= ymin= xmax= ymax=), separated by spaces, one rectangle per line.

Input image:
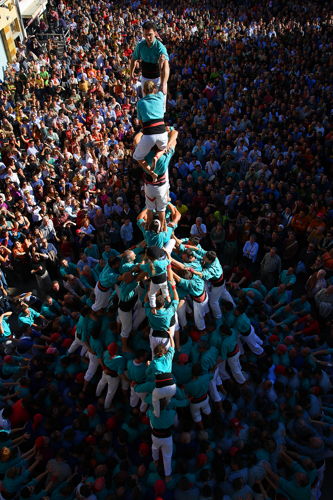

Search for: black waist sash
xmin=142 ymin=61 xmax=160 ymax=79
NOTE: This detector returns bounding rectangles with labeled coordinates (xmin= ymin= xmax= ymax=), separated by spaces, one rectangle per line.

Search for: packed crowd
xmin=0 ymin=0 xmax=333 ymax=498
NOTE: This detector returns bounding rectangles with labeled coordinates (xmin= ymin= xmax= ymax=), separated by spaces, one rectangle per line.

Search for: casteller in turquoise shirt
xmin=146 ymin=346 xmax=175 ymax=380
xmin=144 ymin=299 xmax=179 ymax=331
xmin=145 ymin=148 xmax=175 ymax=177
xmin=137 ymin=91 xmax=165 ymax=123
xmin=133 ymin=38 xmax=169 ymax=65
xmin=137 ymin=219 xmax=173 ymax=248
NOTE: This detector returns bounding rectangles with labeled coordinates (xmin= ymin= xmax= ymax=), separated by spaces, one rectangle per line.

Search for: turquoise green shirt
xmin=84 ymin=244 xmax=99 ymax=259
xmin=140 ymin=258 xmax=169 ymax=278
xmin=201 ymin=346 xmax=219 ymax=372
xmin=280 ymin=270 xmax=296 ymax=286
xmin=145 ymin=148 xmax=174 ymax=176
xmin=103 ymin=352 xmax=125 ymax=374
xmin=119 ymin=280 xmax=138 ymax=302
xmin=137 ymin=91 xmax=165 ymax=123
xmin=185 ymin=373 xmax=212 ymax=398
xmin=220 ymin=329 xmax=238 ymax=360
xmin=1 ymin=316 xmax=11 ymax=337
xmin=147 ymin=408 xmax=175 ymax=430
xmin=60 ymin=262 xmax=77 ymax=277
xmin=17 ymin=308 xmax=40 ymax=328
xmin=76 ymin=314 xmax=96 ymax=342
xmin=234 ymin=313 xmax=251 ymax=334
xmin=133 ymin=38 xmax=169 ymax=63
xmin=127 ymin=359 xmax=146 ymax=383
xmin=201 ymin=257 xmax=223 ymax=281
xmin=102 ymin=248 xmax=119 ymax=261
xmin=146 ymin=347 xmax=175 ymax=379
xmin=137 ymin=219 xmax=173 ymax=248
xmin=172 ymin=361 xmax=192 ymax=385
xmin=179 ymin=274 xmax=205 ymax=298
xmin=144 ymin=299 xmax=178 ymax=331
xmin=89 ymin=335 xmax=104 ymax=359
xmin=99 ymin=264 xmax=119 ymax=288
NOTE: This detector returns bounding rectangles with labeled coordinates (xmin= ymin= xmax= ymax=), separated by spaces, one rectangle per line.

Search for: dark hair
xmin=156 ymin=295 xmax=165 ymax=308
xmin=143 ymin=21 xmax=156 ymax=31
xmin=205 ymin=250 xmax=217 ymax=262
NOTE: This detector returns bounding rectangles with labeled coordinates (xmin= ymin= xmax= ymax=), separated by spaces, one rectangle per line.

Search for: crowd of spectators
xmin=0 ymin=0 xmax=332 ymax=498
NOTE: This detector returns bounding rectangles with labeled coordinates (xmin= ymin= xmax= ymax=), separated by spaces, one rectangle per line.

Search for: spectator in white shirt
xmin=190 ymin=217 xmax=207 ymax=240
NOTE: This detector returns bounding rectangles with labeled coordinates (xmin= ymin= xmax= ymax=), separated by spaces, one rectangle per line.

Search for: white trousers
xmin=130 ymin=386 xmax=147 ymax=412
xmin=209 ymin=367 xmax=224 ymax=403
xmin=118 ymin=308 xmax=133 ymax=338
xmin=190 ymin=396 xmax=211 ymax=423
xmin=96 ymin=372 xmax=119 ymax=409
xmin=218 ymin=352 xmax=246 ymax=384
xmin=177 ymin=300 xmax=187 ymax=328
xmin=132 ymin=300 xmax=146 ymax=330
xmin=92 ymin=283 xmax=111 ymax=311
xmin=133 ymin=132 xmax=168 ymax=162
xmin=149 ymin=331 xmax=171 ymax=355
xmin=84 ymin=352 xmax=99 ymax=382
xmin=68 ymin=332 xmax=87 ymax=356
xmin=209 ymin=282 xmax=236 ymax=318
xmin=148 ymin=281 xmax=169 ymax=308
xmin=151 ymin=434 xmax=172 ymax=476
xmin=240 ymin=325 xmax=264 ymax=355
xmin=152 ymin=384 xmax=176 ymax=417
xmin=145 ymin=181 xmax=169 ymax=212
xmin=193 ymin=293 xmax=209 ymax=331
xmin=164 ymin=238 xmax=176 ymax=255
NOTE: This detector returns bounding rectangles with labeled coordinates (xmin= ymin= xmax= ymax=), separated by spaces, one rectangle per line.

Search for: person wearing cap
xmin=144 ymin=269 xmax=179 ymax=353
xmin=147 ymin=399 xmax=175 ymax=482
xmin=146 ymin=329 xmax=176 ymax=418
xmin=218 ymin=325 xmax=246 ymax=385
xmin=139 ymin=246 xmax=171 ymax=312
xmin=184 ymin=363 xmax=213 ymax=428
xmin=127 ymin=350 xmax=148 ymax=413
xmin=133 ymin=128 xmax=178 ymax=229
xmin=96 ymin=343 xmax=126 ymax=409
xmin=91 ymin=256 xmax=121 ymax=312
xmin=173 ymin=268 xmax=209 ymax=334
xmin=133 ymin=80 xmax=168 ymax=171
xmin=130 ymin=21 xmax=169 ymax=96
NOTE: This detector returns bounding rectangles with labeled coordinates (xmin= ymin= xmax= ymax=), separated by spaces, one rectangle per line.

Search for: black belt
xmin=241 ymin=327 xmax=251 ymax=337
xmin=142 ymin=118 xmax=166 ymax=135
xmin=145 ymin=172 xmax=167 ymax=186
xmin=191 ymin=393 xmax=208 ymax=404
xmin=152 ymin=330 xmax=169 ymax=338
xmin=210 ymin=274 xmax=224 ymax=287
xmin=152 ymin=426 xmax=173 ymax=438
xmin=119 ymin=294 xmax=137 ymax=312
xmin=151 ymin=273 xmax=167 ymax=284
xmin=155 ymin=372 xmax=175 ymax=388
xmin=98 ymin=281 xmax=111 ymax=292
xmin=142 ymin=61 xmax=160 ymax=79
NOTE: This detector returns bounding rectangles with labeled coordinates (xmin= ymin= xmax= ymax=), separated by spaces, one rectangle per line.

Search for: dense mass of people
xmin=0 ymin=0 xmax=332 ymax=498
